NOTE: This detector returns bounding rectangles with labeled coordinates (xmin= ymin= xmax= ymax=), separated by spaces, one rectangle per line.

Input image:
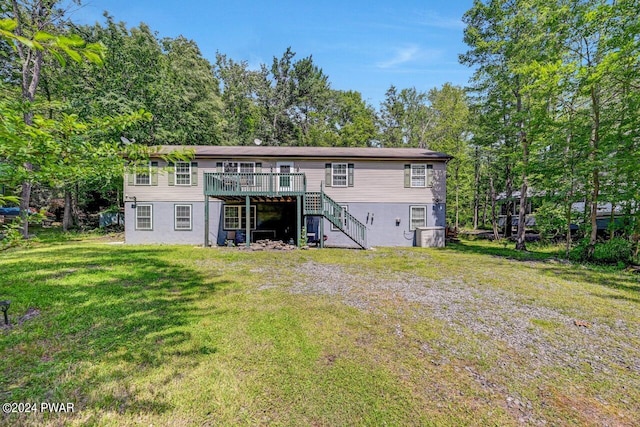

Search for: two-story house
xmin=124 ymin=146 xmax=452 ymax=248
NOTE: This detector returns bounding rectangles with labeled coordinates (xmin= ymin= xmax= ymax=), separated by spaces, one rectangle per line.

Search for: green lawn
xmin=1 ymin=236 xmax=639 ymax=426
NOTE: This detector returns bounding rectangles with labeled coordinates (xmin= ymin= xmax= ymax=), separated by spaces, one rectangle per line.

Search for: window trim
xmin=175 ymin=162 xmax=192 ymax=186
xmin=331 ymin=163 xmax=348 ymax=187
xmin=224 ymin=161 xmax=256 ymax=186
xmin=331 ymin=205 xmax=348 ymax=231
xmin=135 ymin=204 xmax=153 ymax=230
xmin=223 ymin=205 xmax=257 ymax=230
xmin=223 ymin=161 xmax=255 ymax=173
xmin=410 ymin=205 xmax=427 ymax=230
xmin=174 ymin=204 xmax=192 ymax=231
xmin=410 ymin=164 xmax=427 ymax=188
xmin=134 ymin=163 xmax=151 ymax=186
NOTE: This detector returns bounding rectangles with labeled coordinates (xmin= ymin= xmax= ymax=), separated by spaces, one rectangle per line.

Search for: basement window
xmin=136 ymin=204 xmax=153 ymax=230
xmin=410 ymin=206 xmax=426 ymax=230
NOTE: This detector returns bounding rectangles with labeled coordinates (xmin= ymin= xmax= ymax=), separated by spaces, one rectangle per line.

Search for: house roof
xmin=156 ymin=145 xmax=453 ymax=161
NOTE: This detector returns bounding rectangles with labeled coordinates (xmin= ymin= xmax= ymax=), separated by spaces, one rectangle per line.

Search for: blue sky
xmin=69 ymin=0 xmax=475 ymax=107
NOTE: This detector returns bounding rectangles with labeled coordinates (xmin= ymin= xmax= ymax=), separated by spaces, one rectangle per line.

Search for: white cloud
xmin=420 ymin=11 xmax=465 ymax=30
xmin=376 ymin=45 xmax=442 ymax=69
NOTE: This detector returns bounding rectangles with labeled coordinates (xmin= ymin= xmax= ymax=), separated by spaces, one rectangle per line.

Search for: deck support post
xmin=296 ymin=196 xmax=301 ymax=247
xmin=204 ymin=195 xmax=210 ymax=247
xmin=245 ymin=196 xmax=250 ymax=248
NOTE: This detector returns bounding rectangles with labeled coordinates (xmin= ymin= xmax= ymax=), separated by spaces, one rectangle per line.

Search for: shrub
xmin=593 ymin=238 xmax=633 ymax=264
xmin=534 ymin=202 xmax=566 ymax=242
xmin=570 ymin=237 xmax=633 ymax=264
xmin=1 ymin=221 xmax=24 ymax=250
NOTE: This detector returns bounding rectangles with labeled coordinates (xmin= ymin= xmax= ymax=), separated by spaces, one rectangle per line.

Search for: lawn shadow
xmin=444 ymin=239 xmax=639 ymax=304
xmin=443 ymin=239 xmax=560 ymax=262
xmin=0 ymin=244 xmax=231 ymax=420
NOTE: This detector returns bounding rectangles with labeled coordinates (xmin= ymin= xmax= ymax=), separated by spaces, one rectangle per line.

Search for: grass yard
xmin=1 ymin=235 xmax=639 ymax=426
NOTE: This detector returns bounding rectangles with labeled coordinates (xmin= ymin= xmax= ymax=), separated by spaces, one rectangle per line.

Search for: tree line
xmin=0 ymin=1 xmax=470 ymax=236
xmin=2 ymin=0 xmax=639 ymax=262
xmin=461 ymin=0 xmax=639 ymax=260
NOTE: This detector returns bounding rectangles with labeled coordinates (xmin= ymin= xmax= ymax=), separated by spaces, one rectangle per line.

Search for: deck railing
xmin=305 ymin=192 xmax=368 ymax=249
xmin=204 ymin=172 xmax=306 ymax=197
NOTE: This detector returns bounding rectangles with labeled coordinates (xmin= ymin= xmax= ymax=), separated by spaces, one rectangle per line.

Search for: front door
xmin=276 ymin=162 xmax=294 ymax=192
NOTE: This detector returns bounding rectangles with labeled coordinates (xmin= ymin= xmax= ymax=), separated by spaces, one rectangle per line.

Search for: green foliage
xmin=570 ymin=237 xmax=633 ymax=265
xmin=299 ymin=225 xmax=308 ymax=247
xmin=1 ymin=221 xmax=24 ymax=250
xmin=0 ymin=195 xmax=19 ymax=207
xmin=460 ymin=0 xmax=640 ymax=250
xmin=534 ymin=202 xmax=566 ymax=241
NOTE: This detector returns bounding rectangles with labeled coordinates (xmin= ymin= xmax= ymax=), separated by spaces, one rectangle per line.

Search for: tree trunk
xmin=504 ymin=164 xmax=513 ymax=238
xmin=587 ymin=86 xmax=600 ymax=259
xmin=490 ymin=177 xmax=499 ymax=240
xmin=515 ymin=180 xmax=528 ymax=250
xmin=63 ymin=189 xmax=73 ymax=231
xmin=514 ymin=90 xmax=528 ymax=251
xmin=455 ymin=162 xmax=460 ymax=231
xmin=482 ymin=192 xmax=488 ymax=228
xmin=473 ymin=146 xmax=480 ymax=230
xmin=565 ymin=202 xmax=572 ymax=259
xmin=609 ymin=204 xmax=615 ymax=240
xmin=19 ymin=178 xmax=32 ymax=238
xmin=563 ymin=134 xmax=574 ymax=258
xmin=12 ymin=0 xmax=46 ymax=239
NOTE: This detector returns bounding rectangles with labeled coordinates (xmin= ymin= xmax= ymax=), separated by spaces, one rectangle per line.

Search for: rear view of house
xmin=124 ymin=146 xmax=451 ymax=248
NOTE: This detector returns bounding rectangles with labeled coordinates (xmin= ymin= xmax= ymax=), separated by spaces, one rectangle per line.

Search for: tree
xmin=215 ymin=53 xmax=267 ymax=145
xmin=378 ymin=85 xmax=405 ymax=147
xmin=461 ymin=0 xmax=548 ymax=249
xmin=426 ymin=84 xmax=471 ymax=229
xmin=2 ymin=1 xmax=104 ymax=237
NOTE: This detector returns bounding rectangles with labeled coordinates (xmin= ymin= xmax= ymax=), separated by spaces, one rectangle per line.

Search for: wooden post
xmin=204 ymin=195 xmax=210 ymax=247
xmin=296 ymin=195 xmax=301 ymax=247
xmin=245 ymin=195 xmax=250 ymax=248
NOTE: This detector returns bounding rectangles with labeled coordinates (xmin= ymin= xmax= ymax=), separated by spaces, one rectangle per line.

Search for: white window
xmin=223 ymin=205 xmax=256 ymax=230
xmin=411 ymin=164 xmax=426 ymax=187
xmin=224 ymin=161 xmax=255 ymax=185
xmin=175 ymin=162 xmax=191 ymax=186
xmin=136 ymin=204 xmax=153 ymax=230
xmin=135 ymin=163 xmax=151 ymax=186
xmin=223 ymin=162 xmax=255 ymax=173
xmin=331 ymin=205 xmax=348 ymax=231
xmin=332 ymin=163 xmax=348 ymax=187
xmin=223 ymin=162 xmax=238 ymax=173
xmin=174 ymin=204 xmax=192 ymax=230
xmin=410 ymin=164 xmax=433 ymax=188
xmin=410 ymin=206 xmax=427 ymax=230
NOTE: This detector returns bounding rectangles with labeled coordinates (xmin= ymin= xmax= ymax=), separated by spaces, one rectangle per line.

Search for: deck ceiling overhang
xmin=208 ymin=195 xmax=299 ymax=203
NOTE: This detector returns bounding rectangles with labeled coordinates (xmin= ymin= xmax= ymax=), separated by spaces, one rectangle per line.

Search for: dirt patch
xmin=1 ymin=307 xmax=40 ymax=330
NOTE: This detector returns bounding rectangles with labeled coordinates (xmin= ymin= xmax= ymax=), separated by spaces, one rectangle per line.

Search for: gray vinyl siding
xmin=317 ymin=202 xmax=445 ymax=248
xmin=125 ymin=158 xmax=447 ymax=204
xmin=125 ymin=200 xmax=445 ymax=247
xmin=125 ymin=200 xmax=223 ymax=245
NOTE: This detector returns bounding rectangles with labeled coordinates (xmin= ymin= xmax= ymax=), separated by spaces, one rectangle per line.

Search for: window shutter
xmin=168 ymin=162 xmax=175 ymax=186
xmin=427 ymin=164 xmax=434 ymax=188
xmin=404 ymin=164 xmax=411 ymax=188
xmin=127 ymin=171 xmax=134 ymax=186
xmin=191 ymin=162 xmax=198 ymax=186
xmin=151 ymin=161 xmax=159 ymax=186
xmin=325 ymin=163 xmax=332 ymax=187
xmin=348 ymin=163 xmax=354 ymax=187
xmin=256 ymin=162 xmax=262 ymax=173
xmin=216 ymin=162 xmax=223 ymax=172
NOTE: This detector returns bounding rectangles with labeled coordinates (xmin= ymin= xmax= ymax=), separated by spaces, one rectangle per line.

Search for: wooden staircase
xmin=304 ymin=192 xmax=368 ymax=249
